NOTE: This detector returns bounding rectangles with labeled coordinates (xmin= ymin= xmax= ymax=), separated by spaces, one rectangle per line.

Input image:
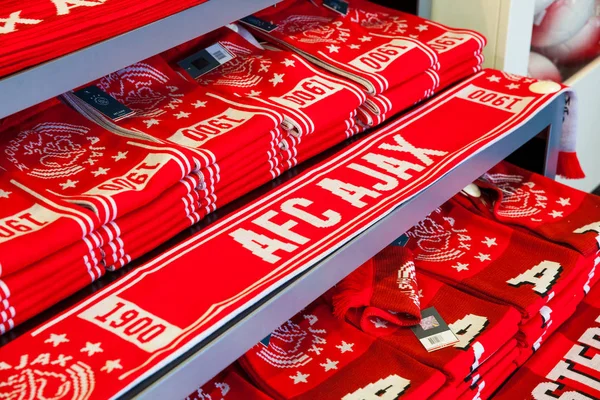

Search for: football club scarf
xmin=240 ymin=302 xmax=446 ymax=399
xmin=0 ymin=70 xmax=571 ymax=399
xmin=0 ymin=103 xmax=197 ymax=224
xmin=63 ymin=55 xmax=284 ymax=170
xmin=470 ymin=161 xmax=600 ymax=257
xmin=493 ymin=280 xmax=600 ymax=399
xmin=0 ymin=1 xmax=208 ymax=79
xmin=343 ymin=270 xmax=520 ymax=385
xmin=249 ymin=0 xmax=484 ymax=95
xmin=406 ymin=199 xmax=588 ymax=321
xmin=332 ymin=245 xmax=422 ymax=332
xmin=165 ymin=27 xmax=367 ymax=137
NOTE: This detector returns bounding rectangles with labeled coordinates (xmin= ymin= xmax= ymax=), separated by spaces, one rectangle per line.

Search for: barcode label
xmin=427 ymin=334 xmax=444 ymax=345
xmin=419 ymin=330 xmax=459 ymax=352
xmin=206 ymin=43 xmax=234 ymax=65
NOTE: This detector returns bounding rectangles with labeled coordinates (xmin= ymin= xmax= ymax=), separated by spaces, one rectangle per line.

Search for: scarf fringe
xmin=557 ymin=151 xmax=585 ymax=180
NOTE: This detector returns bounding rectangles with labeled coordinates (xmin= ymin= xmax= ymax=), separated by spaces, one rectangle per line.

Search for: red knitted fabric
xmin=240 ymin=302 xmax=446 ymax=399
xmin=0 ymin=103 xmax=197 ymax=224
xmin=66 ymin=55 xmax=284 ymax=169
xmin=0 ymin=177 xmax=100 ymax=276
xmin=406 ymin=200 xmax=588 ymax=320
xmin=250 ymin=0 xmax=485 ymax=94
xmin=473 ymin=161 xmax=600 ymax=258
xmin=187 ymin=365 xmax=273 ymax=400
xmin=0 ymin=1 xmax=207 ymax=78
xmin=332 ymin=245 xmax=421 ymax=332
xmin=358 ymin=54 xmax=483 ymax=126
xmin=345 ymin=270 xmax=520 ymax=385
xmin=165 ymin=27 xmax=366 ymax=136
xmin=494 ymin=280 xmax=600 ymax=399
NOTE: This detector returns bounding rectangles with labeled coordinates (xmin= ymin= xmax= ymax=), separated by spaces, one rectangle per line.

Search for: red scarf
xmin=251 ymin=0 xmax=485 ymax=94
xmin=166 ymin=27 xmax=367 ymax=137
xmin=187 ymin=365 xmax=273 ymax=400
xmin=0 ymin=1 xmax=208 ymax=78
xmin=240 ymin=301 xmax=446 ymax=399
xmin=406 ymin=200 xmax=587 ymax=321
xmin=493 ymin=279 xmax=600 ymax=399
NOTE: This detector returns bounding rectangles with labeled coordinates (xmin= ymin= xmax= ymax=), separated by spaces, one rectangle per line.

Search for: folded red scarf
xmin=187 ymin=365 xmax=273 ymax=400
xmin=0 ymin=177 xmax=100 ymax=276
xmin=470 ymin=161 xmax=600 ymax=258
xmin=457 ymin=350 xmax=518 ymax=400
xmin=406 ymin=200 xmax=587 ymax=320
xmin=0 ymin=103 xmax=196 ymax=224
xmin=240 ymin=302 xmax=446 ymax=399
xmin=64 ymin=55 xmax=284 ymax=168
xmin=250 ymin=0 xmax=484 ymax=94
xmin=165 ymin=27 xmax=366 ymax=136
xmin=332 ymin=245 xmax=421 ymax=332
xmin=343 ymin=270 xmax=520 ymax=384
xmin=0 ymin=1 xmax=208 ymax=78
xmin=494 ymin=281 xmax=600 ymax=399
xmin=358 ymin=54 xmax=483 ymax=126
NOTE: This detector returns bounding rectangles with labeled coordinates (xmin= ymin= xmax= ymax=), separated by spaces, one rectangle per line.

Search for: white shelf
xmin=0 ymin=0 xmax=282 ymax=120
xmin=126 ymin=94 xmax=565 ymax=400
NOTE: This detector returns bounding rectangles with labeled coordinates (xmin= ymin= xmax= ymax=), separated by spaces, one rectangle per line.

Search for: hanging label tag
xmin=323 ymin=0 xmax=349 ymax=15
xmin=241 ymin=15 xmax=278 ymax=33
xmin=391 ymin=233 xmax=409 ymax=247
xmin=411 ymin=307 xmax=459 ymax=352
xmin=74 ymin=86 xmax=134 ymax=121
xmin=177 ymin=43 xmax=235 ymax=79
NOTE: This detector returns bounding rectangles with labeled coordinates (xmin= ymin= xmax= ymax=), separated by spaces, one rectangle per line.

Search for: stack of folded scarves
xmin=493 ymin=279 xmax=600 ymax=399
xmin=0 ymin=0 xmax=208 ymax=79
xmin=186 ymin=364 xmax=273 ymax=400
xmin=239 ymin=300 xmax=446 ymax=399
xmin=332 ymin=246 xmax=522 ymax=400
xmin=162 ymin=25 xmax=366 ymax=172
xmin=246 ymin=0 xmax=485 ymax=128
xmin=454 ymin=160 xmax=600 ymax=362
xmin=0 ymin=103 xmax=200 ymax=333
xmin=403 ymin=193 xmax=597 ymax=396
xmin=64 ymin=54 xmax=284 ymax=212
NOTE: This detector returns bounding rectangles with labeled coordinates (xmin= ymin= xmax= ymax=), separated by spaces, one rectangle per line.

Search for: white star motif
xmin=101 ymin=359 xmax=123 ymax=373
xmin=246 ymin=90 xmax=262 ymax=97
xmin=487 ymin=75 xmax=501 ymax=83
xmin=475 ymin=253 xmax=491 ymax=262
xmin=452 ymin=262 xmax=469 ymax=272
xmin=358 ymin=35 xmax=372 ymax=42
xmin=506 ymin=83 xmax=520 ymax=90
xmin=524 ymin=78 xmax=536 ymax=83
xmin=416 ymin=24 xmax=429 ymax=32
xmin=112 ymin=151 xmax=128 ymax=162
xmin=59 ymin=180 xmax=78 ymax=190
xmin=175 ymin=111 xmax=191 ymax=119
xmin=549 ymin=210 xmax=564 ymax=218
xmin=409 ymin=34 xmax=419 ymax=39
xmin=144 ymin=118 xmax=160 ymax=128
xmin=192 ymin=100 xmax=207 ymax=108
xmin=281 ymin=58 xmax=295 ymax=67
xmin=269 ymin=73 xmax=285 ymax=87
xmin=372 ymin=317 xmax=388 ymax=329
xmin=0 ymin=189 xmax=11 ymax=199
xmin=290 ymin=371 xmax=309 ymax=384
xmin=320 ymin=359 xmax=339 ymax=372
xmin=80 ymin=342 xmax=103 ymax=356
xmin=326 ymin=44 xmax=340 ymax=53
xmin=44 ymin=333 xmax=69 ymax=347
xmin=557 ymin=197 xmax=571 ymax=206
xmin=418 ymin=289 xmax=424 ymax=298
xmin=308 ymin=344 xmax=323 ymax=355
xmin=348 ymin=44 xmax=361 ymax=49
xmin=482 ymin=237 xmax=497 ymax=247
xmin=92 ymin=167 xmax=110 ymax=177
xmin=259 ymin=64 xmax=270 ymax=73
xmin=336 ymin=341 xmax=354 ymax=353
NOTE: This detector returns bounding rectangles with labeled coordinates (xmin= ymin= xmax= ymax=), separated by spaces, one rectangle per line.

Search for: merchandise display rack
xmin=0 ymin=1 xmax=566 ymax=399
